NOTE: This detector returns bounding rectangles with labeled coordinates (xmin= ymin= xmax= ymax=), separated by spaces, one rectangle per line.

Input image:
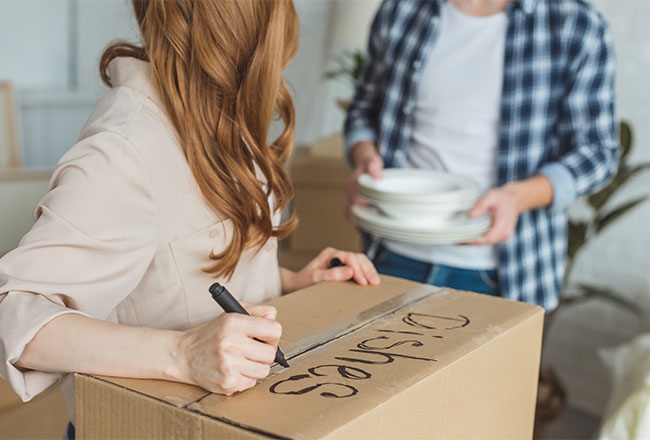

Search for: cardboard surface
xmin=0 ymin=381 xmax=68 ymax=439
xmin=77 ymin=276 xmax=543 ymax=439
xmin=288 ymin=136 xmax=361 ymax=254
xmin=0 ymin=379 xmax=20 ymax=413
xmin=277 ymin=246 xmax=318 ymax=272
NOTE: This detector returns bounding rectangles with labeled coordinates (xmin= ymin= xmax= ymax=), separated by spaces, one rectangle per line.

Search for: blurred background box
xmin=281 ymin=134 xmax=361 ymax=271
xmin=0 ymin=380 xmax=68 ymax=439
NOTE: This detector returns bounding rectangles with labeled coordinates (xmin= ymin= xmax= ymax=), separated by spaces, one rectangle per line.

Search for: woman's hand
xmin=175 ymin=302 xmax=281 ymax=395
xmin=467 ymin=176 xmax=554 ymax=245
xmin=281 ymin=247 xmax=381 ymax=293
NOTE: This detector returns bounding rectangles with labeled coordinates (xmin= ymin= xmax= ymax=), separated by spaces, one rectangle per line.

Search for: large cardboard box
xmin=287 ymin=135 xmax=361 ymax=258
xmin=76 ymin=276 xmax=543 ymax=439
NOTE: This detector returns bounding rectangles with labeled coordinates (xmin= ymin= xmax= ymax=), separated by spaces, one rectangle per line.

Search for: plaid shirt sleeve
xmin=343 ymin=1 xmax=395 ymax=165
xmin=539 ymin=10 xmax=618 ymax=210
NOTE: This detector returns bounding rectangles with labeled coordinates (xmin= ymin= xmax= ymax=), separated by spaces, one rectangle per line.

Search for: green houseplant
xmin=324 ymin=49 xmax=366 ymax=88
xmin=535 ymin=121 xmax=649 ymax=438
xmin=547 ymin=121 xmax=649 ymax=333
xmin=324 ymin=49 xmax=366 ymax=112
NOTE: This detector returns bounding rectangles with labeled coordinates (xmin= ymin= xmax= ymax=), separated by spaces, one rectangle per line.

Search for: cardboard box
xmin=277 ymin=246 xmax=319 ymax=272
xmin=76 ymin=276 xmax=543 ymax=439
xmin=288 ymin=135 xmax=361 ymax=254
xmin=0 ymin=381 xmax=68 ymax=439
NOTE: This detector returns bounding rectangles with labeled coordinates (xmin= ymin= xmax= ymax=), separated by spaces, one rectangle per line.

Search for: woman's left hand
xmin=466 ymin=185 xmax=522 ymax=245
xmin=281 ymin=247 xmax=380 ymax=293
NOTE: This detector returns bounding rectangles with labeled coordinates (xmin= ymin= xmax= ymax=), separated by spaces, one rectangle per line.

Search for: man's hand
xmin=466 ymin=186 xmax=521 ymax=245
xmin=346 ymin=141 xmax=384 ymax=218
xmin=467 ymin=175 xmax=554 ymax=245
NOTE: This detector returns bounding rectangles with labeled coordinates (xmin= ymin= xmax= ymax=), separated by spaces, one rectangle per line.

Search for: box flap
xmin=189 ymin=287 xmax=543 ymax=439
xmin=269 ymin=276 xmax=421 ymax=349
xmin=89 ymin=276 xmax=421 ymax=410
xmin=92 ymin=376 xmax=210 ymax=408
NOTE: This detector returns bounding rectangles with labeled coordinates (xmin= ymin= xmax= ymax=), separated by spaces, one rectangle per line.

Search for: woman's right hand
xmin=175 ymin=302 xmax=282 ymax=395
xmin=346 ymin=141 xmax=384 ymax=218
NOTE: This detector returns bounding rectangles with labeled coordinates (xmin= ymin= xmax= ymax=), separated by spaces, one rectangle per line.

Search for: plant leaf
xmin=324 ymin=49 xmax=367 ymax=87
xmin=567 ymin=221 xmax=588 ymax=260
xmin=588 ymin=163 xmax=650 ymax=210
xmin=563 ymin=283 xmax=645 ymax=318
xmin=595 ymin=197 xmax=648 ymax=233
xmin=620 ymin=121 xmax=633 ymax=165
xmin=622 ymin=163 xmax=650 ymax=181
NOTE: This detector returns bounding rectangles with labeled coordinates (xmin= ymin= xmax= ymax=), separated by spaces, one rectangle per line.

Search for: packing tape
xmin=278 ymin=284 xmax=447 ymax=366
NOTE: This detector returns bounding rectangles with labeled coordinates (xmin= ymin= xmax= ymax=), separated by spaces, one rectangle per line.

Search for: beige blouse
xmin=0 ymin=57 xmax=282 ymax=402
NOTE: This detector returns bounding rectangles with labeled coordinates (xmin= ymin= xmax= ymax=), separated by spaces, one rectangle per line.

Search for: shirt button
xmin=413 ymin=60 xmax=421 ymax=69
xmin=403 ymin=106 xmax=411 ymax=115
xmin=209 ymin=229 xmax=219 ymax=239
xmin=432 ymin=16 xmax=440 ymax=25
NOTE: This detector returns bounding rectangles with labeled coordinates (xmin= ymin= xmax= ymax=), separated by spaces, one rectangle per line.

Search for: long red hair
xmin=100 ymin=0 xmax=298 ymax=278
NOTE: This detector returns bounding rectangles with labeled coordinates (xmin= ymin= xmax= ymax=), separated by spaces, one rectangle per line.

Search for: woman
xmin=0 ymin=0 xmax=379 ymax=416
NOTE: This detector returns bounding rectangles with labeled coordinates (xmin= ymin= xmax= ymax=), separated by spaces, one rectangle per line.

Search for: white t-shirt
xmin=384 ymin=1 xmax=508 ymax=270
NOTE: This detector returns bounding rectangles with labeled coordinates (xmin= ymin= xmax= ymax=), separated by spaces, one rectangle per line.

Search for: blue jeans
xmin=63 ymin=422 xmax=75 ymax=440
xmin=372 ymin=245 xmax=499 ymax=296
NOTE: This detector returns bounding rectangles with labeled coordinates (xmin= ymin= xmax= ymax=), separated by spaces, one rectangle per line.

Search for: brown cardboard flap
xmin=189 ymin=290 xmax=543 ymax=439
xmin=93 ymin=376 xmax=210 ymax=408
xmin=76 ymin=375 xmax=270 ymax=439
xmin=267 ymin=276 xmax=421 ymax=346
xmin=87 ymin=276 xmax=421 ymax=411
xmin=278 ymin=283 xmax=441 ymax=361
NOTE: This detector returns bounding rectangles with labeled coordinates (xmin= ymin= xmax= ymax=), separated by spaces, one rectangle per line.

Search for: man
xmin=344 ymin=0 xmax=617 ymax=310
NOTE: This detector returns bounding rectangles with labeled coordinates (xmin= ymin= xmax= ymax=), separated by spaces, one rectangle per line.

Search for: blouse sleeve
xmin=0 ymin=130 xmax=157 ymax=401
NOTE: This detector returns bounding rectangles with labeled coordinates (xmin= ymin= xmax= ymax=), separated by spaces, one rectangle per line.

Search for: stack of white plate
xmin=352 ymin=169 xmax=491 ymax=244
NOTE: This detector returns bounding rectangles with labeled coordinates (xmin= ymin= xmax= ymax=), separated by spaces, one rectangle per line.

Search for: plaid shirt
xmin=344 ymin=0 xmax=618 ymax=310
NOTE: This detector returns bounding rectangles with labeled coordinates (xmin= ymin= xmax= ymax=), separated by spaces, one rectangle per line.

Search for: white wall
xmin=0 ymin=0 xmax=140 ymax=168
xmin=543 ymin=0 xmax=650 ymax=416
xmin=304 ymin=0 xmax=381 ymax=145
xmin=76 ymin=0 xmax=140 ymax=93
xmin=0 ymin=0 xmax=379 ymax=167
xmin=0 ymin=0 xmax=70 ymax=90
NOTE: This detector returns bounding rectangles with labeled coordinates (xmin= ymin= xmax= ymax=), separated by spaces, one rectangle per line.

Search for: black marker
xmin=329 ymin=257 xmax=344 ymax=268
xmin=209 ymin=283 xmax=290 ymax=368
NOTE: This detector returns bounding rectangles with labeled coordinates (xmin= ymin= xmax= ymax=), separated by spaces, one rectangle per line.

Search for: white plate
xmin=353 ymin=220 xmax=488 ymax=244
xmin=355 ymin=222 xmax=489 ymax=241
xmin=357 ymin=225 xmax=487 ymax=241
xmin=352 ymin=205 xmax=490 ymax=233
xmin=359 ymin=187 xmax=478 ymax=205
xmin=358 ymin=183 xmax=479 ymax=199
xmin=358 ymin=169 xmax=480 ymax=203
xmin=370 ymin=198 xmax=477 ymax=222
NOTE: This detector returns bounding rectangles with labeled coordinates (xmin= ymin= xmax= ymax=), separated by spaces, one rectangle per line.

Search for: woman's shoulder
xmin=58 ymin=93 xmax=178 ymax=187
xmin=74 ymin=57 xmax=177 ymax=161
